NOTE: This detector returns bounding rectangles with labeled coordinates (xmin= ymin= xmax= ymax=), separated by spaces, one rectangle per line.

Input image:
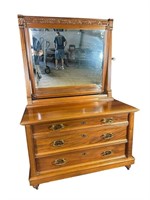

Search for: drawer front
xmin=36 ymin=144 xmax=126 ymax=172
xmin=34 ymin=126 xmax=127 ymax=154
xmin=32 ymin=114 xmax=128 ymax=134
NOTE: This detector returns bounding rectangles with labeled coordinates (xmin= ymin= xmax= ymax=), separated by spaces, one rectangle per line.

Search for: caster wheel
xmin=33 ymin=184 xmax=39 ymax=190
xmin=125 ymin=165 xmax=131 ymax=170
xmin=45 ymin=66 xmax=51 ymax=74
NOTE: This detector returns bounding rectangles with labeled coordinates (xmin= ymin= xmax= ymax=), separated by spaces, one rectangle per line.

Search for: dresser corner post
xmin=126 ymin=112 xmax=135 ymax=158
xmin=25 ymin=125 xmax=37 ymax=178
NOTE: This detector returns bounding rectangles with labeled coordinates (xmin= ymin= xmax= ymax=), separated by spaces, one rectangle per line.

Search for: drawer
xmin=34 ymin=126 xmax=127 ymax=155
xmin=36 ymin=143 xmax=126 ymax=172
xmin=32 ymin=113 xmax=128 ymax=134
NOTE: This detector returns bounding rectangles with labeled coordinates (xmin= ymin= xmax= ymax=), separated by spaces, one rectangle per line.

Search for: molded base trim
xmin=29 ymin=156 xmax=135 ymax=186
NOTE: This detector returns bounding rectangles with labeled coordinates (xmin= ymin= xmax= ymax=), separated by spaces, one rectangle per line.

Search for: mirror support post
xmin=18 ymin=15 xmax=33 ymax=105
xmin=106 ymin=19 xmax=113 ymax=98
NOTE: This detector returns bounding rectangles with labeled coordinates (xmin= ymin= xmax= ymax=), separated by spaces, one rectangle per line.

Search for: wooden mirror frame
xmin=18 ymin=15 xmax=113 ymax=104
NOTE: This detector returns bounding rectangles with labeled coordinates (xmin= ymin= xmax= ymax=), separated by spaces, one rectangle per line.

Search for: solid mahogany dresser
xmin=18 ymin=15 xmax=138 ymax=189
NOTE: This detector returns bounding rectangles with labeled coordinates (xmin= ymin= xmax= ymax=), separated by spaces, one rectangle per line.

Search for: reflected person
xmin=54 ymin=32 xmax=67 ymax=70
xmin=32 ymin=36 xmax=43 ymax=79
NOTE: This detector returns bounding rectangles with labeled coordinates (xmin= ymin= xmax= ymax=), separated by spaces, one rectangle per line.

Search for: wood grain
xmin=21 ymin=100 xmax=138 ymax=125
xmin=36 ymin=143 xmax=126 ymax=172
xmin=34 ymin=126 xmax=127 ymax=155
xmin=29 ymin=157 xmax=135 ymax=185
xmin=25 ymin=125 xmax=37 ymax=176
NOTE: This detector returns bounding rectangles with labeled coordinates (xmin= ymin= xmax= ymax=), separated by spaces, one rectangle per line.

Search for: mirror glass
xmin=29 ymin=28 xmax=105 ymax=88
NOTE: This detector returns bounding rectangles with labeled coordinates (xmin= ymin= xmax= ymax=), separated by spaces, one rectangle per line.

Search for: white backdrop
xmin=0 ymin=0 xmax=150 ymax=199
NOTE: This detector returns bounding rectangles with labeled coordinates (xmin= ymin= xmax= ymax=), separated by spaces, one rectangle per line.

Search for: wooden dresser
xmin=18 ymin=15 xmax=138 ymax=189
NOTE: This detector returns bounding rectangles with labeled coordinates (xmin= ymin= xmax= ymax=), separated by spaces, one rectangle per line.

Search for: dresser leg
xmin=125 ymin=165 xmax=131 ymax=170
xmin=33 ymin=184 xmax=39 ymax=190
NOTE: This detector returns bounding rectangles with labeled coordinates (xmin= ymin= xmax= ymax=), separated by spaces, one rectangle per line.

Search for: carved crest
xmin=18 ymin=15 xmax=109 ymax=27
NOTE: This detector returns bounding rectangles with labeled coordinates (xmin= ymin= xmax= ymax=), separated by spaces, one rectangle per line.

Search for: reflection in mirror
xmin=29 ymin=28 xmax=105 ymax=88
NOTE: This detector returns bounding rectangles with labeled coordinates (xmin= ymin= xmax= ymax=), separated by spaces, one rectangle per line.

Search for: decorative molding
xmin=18 ymin=15 xmax=26 ymax=27
xmin=18 ymin=15 xmax=109 ymax=26
xmin=107 ymin=19 xmax=113 ymax=30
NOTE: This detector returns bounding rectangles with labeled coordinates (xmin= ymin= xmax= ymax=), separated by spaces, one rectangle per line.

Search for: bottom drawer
xmin=36 ymin=143 xmax=126 ymax=172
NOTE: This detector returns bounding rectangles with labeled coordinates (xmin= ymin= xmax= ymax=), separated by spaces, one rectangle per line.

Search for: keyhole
xmin=81 ymin=134 xmax=87 ymax=138
xmin=82 ymin=152 xmax=87 ymax=156
xmin=81 ymin=121 xmax=86 ymax=125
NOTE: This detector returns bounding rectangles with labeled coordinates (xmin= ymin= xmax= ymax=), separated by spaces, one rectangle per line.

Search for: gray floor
xmin=35 ymin=62 xmax=102 ymax=88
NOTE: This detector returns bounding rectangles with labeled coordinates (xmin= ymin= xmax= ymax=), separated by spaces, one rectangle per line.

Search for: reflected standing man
xmin=54 ymin=32 xmax=67 ymax=70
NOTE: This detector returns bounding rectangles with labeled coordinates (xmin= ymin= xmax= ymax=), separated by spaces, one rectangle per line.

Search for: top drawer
xmin=32 ymin=114 xmax=128 ymax=134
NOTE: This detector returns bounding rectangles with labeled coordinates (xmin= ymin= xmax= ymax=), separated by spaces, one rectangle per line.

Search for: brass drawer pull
xmin=101 ymin=150 xmax=112 ymax=156
xmin=102 ymin=133 xmax=113 ymax=139
xmin=49 ymin=123 xmax=64 ymax=131
xmin=101 ymin=118 xmax=113 ymax=124
xmin=53 ymin=140 xmax=64 ymax=147
xmin=54 ymin=158 xmax=66 ymax=166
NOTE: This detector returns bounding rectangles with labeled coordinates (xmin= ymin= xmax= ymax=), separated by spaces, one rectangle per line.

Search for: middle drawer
xmin=34 ymin=125 xmax=127 ymax=155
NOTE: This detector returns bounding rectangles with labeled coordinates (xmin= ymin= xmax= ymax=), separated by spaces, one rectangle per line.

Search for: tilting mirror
xmin=29 ymin=28 xmax=105 ymax=88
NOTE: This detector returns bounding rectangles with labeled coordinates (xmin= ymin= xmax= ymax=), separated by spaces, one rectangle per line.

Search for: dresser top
xmin=21 ymin=99 xmax=138 ymax=125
